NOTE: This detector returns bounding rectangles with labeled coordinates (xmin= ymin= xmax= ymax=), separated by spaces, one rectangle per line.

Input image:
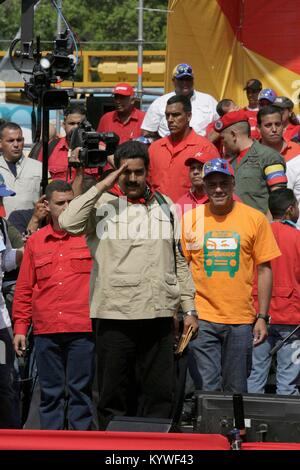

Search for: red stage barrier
xmin=0 ymin=430 xmax=230 ymax=450
xmin=242 ymin=442 xmax=300 ymax=451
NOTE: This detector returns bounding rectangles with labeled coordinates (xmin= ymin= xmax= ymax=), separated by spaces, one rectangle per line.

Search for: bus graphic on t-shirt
xmin=204 ymin=231 xmax=240 ymax=277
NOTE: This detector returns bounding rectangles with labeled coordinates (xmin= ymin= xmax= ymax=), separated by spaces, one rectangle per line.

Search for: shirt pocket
xmin=70 ymin=249 xmax=92 ymax=273
xmin=108 ymin=274 xmax=142 ymax=313
xmin=271 ymin=286 xmax=293 ymax=298
xmin=162 ymin=272 xmax=180 ymax=310
xmin=35 ymin=255 xmax=53 ymax=288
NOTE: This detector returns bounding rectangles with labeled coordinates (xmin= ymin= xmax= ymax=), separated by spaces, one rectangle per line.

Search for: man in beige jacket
xmin=59 ymin=140 xmax=197 ymax=429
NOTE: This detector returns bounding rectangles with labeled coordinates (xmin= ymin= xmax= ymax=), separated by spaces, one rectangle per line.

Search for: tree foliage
xmin=0 ymin=0 xmax=168 ymax=50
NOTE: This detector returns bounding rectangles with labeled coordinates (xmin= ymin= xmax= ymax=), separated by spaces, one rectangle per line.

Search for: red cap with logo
xmin=185 ymin=152 xmax=219 ymax=167
xmin=214 ymin=110 xmax=249 ymax=133
xmin=112 ymin=83 xmax=134 ymax=96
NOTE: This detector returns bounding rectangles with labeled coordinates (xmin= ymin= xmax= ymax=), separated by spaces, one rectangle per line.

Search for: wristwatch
xmin=183 ymin=310 xmax=198 ymax=319
xmin=256 ymin=313 xmax=270 ymax=323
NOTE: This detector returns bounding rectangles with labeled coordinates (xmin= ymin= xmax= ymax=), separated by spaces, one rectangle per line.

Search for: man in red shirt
xmin=248 ymin=189 xmax=300 ymax=395
xmin=13 ymin=180 xmax=94 ymax=430
xmin=148 ymin=95 xmax=218 ymax=202
xmin=37 ymin=104 xmax=98 ymax=181
xmin=273 ymin=96 xmax=300 ymax=142
xmin=243 ymin=78 xmax=262 ymax=117
xmin=97 ymin=83 xmax=145 ymax=144
xmin=243 ymin=79 xmax=262 ymax=139
xmin=257 ymin=105 xmax=300 ymax=162
xmin=258 ymin=88 xmax=277 ymax=108
xmin=176 ymin=152 xmax=211 ymax=217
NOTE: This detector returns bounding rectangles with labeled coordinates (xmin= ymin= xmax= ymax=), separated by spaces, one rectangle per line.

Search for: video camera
xmin=10 ymin=30 xmax=76 ymax=104
xmin=69 ymin=120 xmax=120 ymax=168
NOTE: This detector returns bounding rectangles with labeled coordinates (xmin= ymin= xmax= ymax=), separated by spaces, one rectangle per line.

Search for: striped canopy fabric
xmin=165 ymin=0 xmax=300 ymax=107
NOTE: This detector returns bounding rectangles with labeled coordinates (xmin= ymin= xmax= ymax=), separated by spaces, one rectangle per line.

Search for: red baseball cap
xmin=185 ymin=152 xmax=217 ymax=167
xmin=112 ymin=83 xmax=134 ymax=96
xmin=214 ymin=110 xmax=249 ymax=133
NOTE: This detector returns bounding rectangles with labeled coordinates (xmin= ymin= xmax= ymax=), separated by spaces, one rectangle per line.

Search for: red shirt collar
xmin=237 ymin=146 xmax=251 ymax=164
xmin=55 ymin=136 xmax=69 ymax=151
xmin=108 ymin=183 xmax=154 ymax=205
xmin=44 ymin=223 xmax=69 ymax=241
xmin=112 ymin=108 xmax=139 ymax=123
xmin=189 ymin=190 xmax=208 ymax=204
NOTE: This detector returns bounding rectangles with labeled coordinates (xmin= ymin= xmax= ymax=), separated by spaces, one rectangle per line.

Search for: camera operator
xmin=36 ymin=104 xmax=99 ymax=182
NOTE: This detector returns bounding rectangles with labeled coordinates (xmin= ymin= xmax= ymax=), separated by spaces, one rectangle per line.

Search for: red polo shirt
xmin=176 ymin=190 xmax=241 ymax=218
xmin=253 ymin=221 xmax=300 ymax=324
xmin=283 ymin=123 xmax=300 ymax=142
xmin=97 ymin=107 xmax=145 ymax=144
xmin=13 ymin=224 xmax=92 ymax=336
xmin=242 ymin=108 xmax=260 ymax=139
xmin=148 ymin=129 xmax=219 ymax=202
xmin=281 ymin=140 xmax=300 ymax=162
xmin=38 ymin=137 xmax=98 ymax=181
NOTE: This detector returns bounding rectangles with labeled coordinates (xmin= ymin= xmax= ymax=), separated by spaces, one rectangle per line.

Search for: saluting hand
xmin=96 ymin=163 xmax=128 ymax=193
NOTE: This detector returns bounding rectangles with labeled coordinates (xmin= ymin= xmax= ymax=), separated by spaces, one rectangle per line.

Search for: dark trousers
xmin=94 ymin=317 xmax=174 ymax=430
xmin=34 ymin=332 xmax=95 ymax=430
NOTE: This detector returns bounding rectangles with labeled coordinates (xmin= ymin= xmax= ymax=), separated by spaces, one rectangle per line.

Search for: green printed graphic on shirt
xmin=204 ymin=230 xmax=240 ymax=278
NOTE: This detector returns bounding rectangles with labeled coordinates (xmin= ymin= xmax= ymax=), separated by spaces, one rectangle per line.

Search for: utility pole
xmin=56 ymin=0 xmax=63 ymax=134
xmin=137 ymin=0 xmax=144 ymax=105
xmin=136 ymin=2 xmax=170 ymax=106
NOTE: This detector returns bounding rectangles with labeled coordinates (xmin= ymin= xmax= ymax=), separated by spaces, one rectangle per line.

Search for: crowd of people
xmin=0 ymin=62 xmax=300 ymax=431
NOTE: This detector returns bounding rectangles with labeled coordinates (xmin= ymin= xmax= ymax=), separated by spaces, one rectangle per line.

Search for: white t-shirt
xmin=286 ymin=154 xmax=300 ymax=227
xmin=141 ymin=90 xmax=219 ymax=137
xmin=0 ymin=223 xmax=17 ymax=330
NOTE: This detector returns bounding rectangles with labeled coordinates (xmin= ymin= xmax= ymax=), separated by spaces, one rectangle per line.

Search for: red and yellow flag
xmin=166 ymin=0 xmax=300 ymax=107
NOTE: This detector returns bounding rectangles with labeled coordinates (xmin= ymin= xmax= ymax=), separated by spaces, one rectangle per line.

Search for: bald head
xmin=228 ymin=121 xmax=251 ymax=137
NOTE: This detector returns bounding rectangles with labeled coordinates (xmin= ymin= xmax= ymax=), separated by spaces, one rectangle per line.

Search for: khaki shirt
xmin=59 ymin=186 xmax=195 ymax=320
xmin=0 ymin=155 xmax=43 ymax=216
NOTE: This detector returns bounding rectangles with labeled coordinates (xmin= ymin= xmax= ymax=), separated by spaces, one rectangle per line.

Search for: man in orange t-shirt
xmin=181 ymin=158 xmax=281 ymax=393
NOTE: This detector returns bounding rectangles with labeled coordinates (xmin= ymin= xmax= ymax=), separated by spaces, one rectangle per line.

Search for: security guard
xmin=214 ymin=110 xmax=287 ymax=214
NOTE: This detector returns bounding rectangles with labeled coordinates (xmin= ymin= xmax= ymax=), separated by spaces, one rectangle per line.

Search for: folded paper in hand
xmin=175 ymin=325 xmax=194 ymax=355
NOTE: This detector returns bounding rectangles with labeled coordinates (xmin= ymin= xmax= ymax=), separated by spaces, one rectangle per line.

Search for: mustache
xmin=126 ymin=183 xmax=139 ymax=187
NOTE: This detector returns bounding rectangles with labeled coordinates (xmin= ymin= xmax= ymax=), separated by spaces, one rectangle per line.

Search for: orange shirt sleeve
xmin=252 ymin=215 xmax=281 ymax=265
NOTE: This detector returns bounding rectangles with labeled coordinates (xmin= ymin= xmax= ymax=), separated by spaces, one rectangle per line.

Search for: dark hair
xmin=216 ymin=99 xmax=234 ymax=117
xmin=114 ymin=140 xmax=150 ymax=170
xmin=268 ymin=188 xmax=297 ymax=218
xmin=166 ymin=94 xmax=192 ymax=113
xmin=45 ymin=180 xmax=73 ymax=200
xmin=289 ymin=111 xmax=300 ymax=126
xmin=257 ymin=105 xmax=282 ymax=126
xmin=0 ymin=122 xmax=22 ymax=139
xmin=63 ymin=103 xmax=86 ymax=118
